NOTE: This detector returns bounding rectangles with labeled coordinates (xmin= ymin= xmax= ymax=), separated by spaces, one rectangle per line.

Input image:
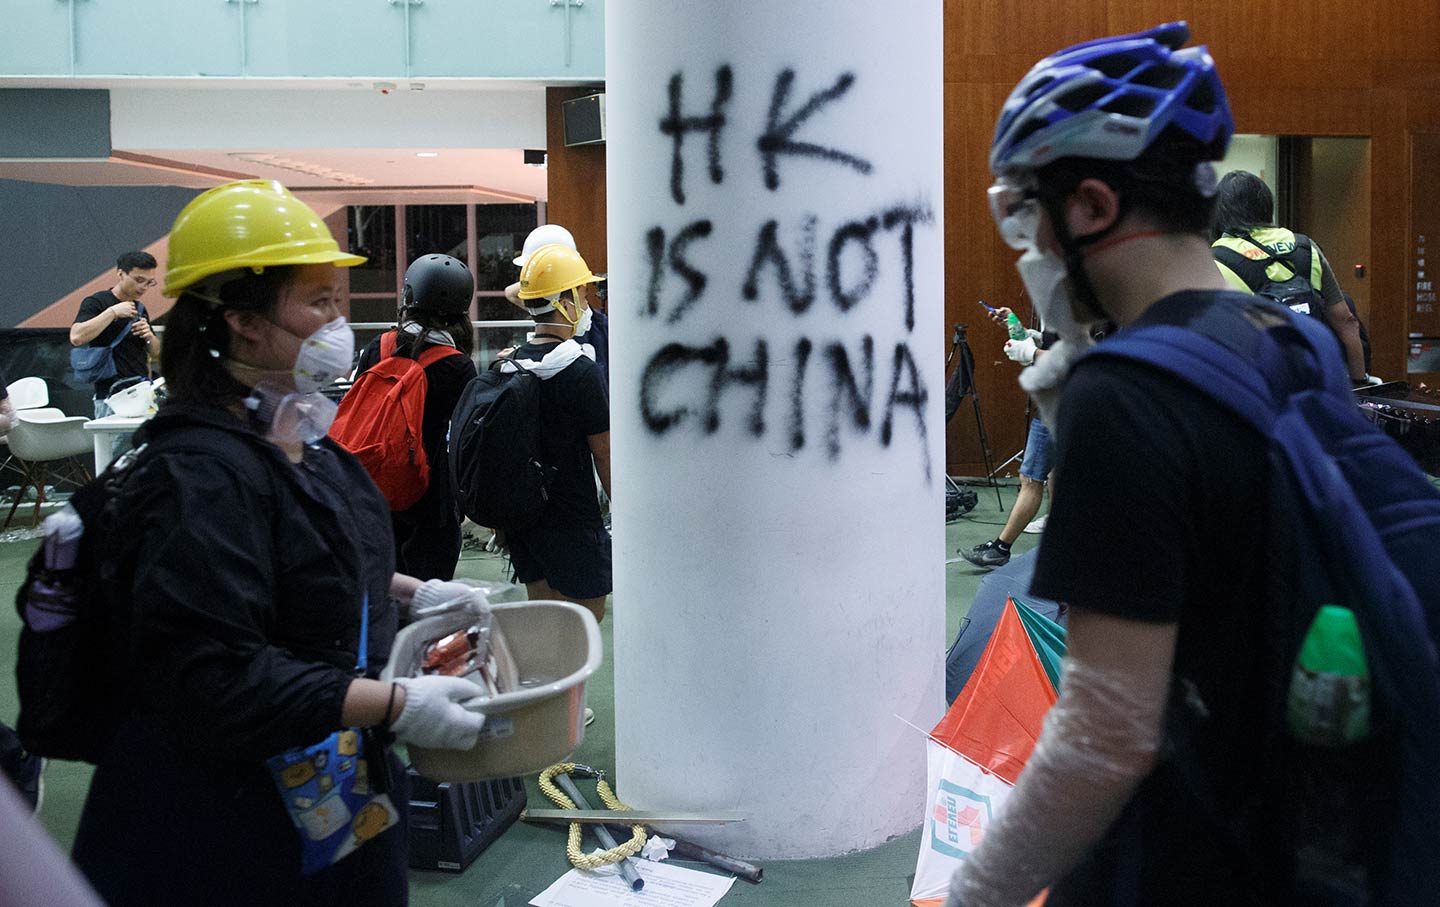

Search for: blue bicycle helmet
xmin=990 ymin=22 xmax=1233 ymax=175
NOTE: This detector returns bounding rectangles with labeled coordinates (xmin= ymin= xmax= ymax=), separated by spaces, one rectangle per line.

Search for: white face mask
xmin=575 ymin=305 xmax=594 ymax=337
xmin=1015 ymin=246 xmax=1092 ymax=340
xmin=1013 ymin=245 xmax=1099 ymax=435
xmin=291 ymin=316 xmax=355 ymax=394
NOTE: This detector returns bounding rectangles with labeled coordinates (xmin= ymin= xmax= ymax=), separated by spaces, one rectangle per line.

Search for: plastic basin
xmin=383 ymin=600 xmax=601 ymax=782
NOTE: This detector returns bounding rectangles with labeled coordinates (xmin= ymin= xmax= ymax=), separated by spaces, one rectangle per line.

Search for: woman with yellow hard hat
xmin=70 ymin=180 xmax=484 ymax=905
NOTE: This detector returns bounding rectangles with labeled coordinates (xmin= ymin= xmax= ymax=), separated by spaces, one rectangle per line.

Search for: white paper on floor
xmin=529 ymin=859 xmax=735 ymax=907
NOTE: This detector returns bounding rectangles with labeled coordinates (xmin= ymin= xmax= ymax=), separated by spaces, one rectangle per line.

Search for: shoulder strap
xmin=1213 ymin=234 xmax=1294 ymax=290
xmin=381 ymin=330 xmax=463 ymax=369
xmin=1211 ymin=243 xmax=1264 ymax=291
xmin=104 ymin=319 xmax=134 ymax=349
xmin=1238 ymin=231 xmax=1302 ymax=282
xmin=1092 ymin=311 xmax=1345 ymax=438
xmin=1291 ymin=234 xmax=1322 ymax=292
xmin=416 ymin=343 xmax=464 ymax=368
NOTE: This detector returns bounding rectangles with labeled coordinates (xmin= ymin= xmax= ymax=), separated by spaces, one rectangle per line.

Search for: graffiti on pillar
xmin=639 ymin=65 xmax=936 ymax=480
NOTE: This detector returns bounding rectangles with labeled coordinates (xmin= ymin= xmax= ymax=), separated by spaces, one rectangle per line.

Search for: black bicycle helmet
xmin=402 ymin=254 xmax=474 ymax=314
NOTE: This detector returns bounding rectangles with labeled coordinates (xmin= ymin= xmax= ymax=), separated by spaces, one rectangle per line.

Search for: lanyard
xmin=356 ymin=591 xmax=369 ymax=674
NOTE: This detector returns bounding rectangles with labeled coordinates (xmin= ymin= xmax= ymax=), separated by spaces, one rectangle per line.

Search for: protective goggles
xmin=987 ymin=175 xmax=1041 ymax=251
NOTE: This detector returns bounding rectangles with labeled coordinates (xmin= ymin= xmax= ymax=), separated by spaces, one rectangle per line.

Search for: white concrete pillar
xmin=607 ymin=1 xmax=945 ymax=859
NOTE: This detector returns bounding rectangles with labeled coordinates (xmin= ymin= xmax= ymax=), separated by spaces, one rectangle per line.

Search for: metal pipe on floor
xmin=553 ymin=773 xmax=645 ymax=891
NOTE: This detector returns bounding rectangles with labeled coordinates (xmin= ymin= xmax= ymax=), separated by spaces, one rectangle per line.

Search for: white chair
xmin=5 ymin=377 xmax=49 ymax=411
xmin=3 ymin=407 xmax=93 ymax=528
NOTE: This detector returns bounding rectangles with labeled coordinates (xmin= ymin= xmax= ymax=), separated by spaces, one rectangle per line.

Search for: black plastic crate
xmin=407 ymin=769 xmax=527 ymax=872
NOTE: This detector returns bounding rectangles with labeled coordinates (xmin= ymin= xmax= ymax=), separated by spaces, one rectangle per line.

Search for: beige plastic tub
xmin=382 ymin=600 xmax=602 ymax=782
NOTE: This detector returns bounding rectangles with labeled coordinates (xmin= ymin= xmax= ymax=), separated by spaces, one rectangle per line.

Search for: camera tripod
xmin=944 ymin=323 xmax=1004 ymax=510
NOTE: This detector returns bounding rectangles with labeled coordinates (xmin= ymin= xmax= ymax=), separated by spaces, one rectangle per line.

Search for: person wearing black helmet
xmin=354 ymin=254 xmax=478 ymax=580
xmin=948 ymin=22 xmax=1346 ymax=907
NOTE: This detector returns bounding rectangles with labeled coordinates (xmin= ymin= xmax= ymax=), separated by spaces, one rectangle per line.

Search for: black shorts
xmin=508 ymin=523 xmax=612 ymax=600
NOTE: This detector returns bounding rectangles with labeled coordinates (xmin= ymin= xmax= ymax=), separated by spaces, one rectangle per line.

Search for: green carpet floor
xmin=0 ymin=481 xmax=1033 ymax=907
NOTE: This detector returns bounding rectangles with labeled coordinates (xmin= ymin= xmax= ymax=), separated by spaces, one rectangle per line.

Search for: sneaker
xmin=960 ymin=540 xmax=1011 ymax=569
xmin=584 ymin=708 xmax=595 ymax=727
xmin=1023 ymin=514 xmax=1048 ymax=535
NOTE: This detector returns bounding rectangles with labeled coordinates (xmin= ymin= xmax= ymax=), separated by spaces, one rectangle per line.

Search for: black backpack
xmin=448 ymin=357 xmax=554 ymax=532
xmin=1096 ymin=303 xmax=1440 ymax=903
xmin=1212 ymin=231 xmax=1327 ymax=320
xmin=14 ymin=428 xmax=255 ymax=763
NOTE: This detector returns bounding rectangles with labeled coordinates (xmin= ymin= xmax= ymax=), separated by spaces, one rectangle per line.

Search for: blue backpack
xmin=1094 ymin=300 xmax=1440 ymax=904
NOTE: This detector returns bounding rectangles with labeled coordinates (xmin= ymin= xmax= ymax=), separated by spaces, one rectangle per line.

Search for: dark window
xmin=474 ymin=204 xmax=540 ymax=293
xmin=405 ymin=205 xmax=468 ymax=266
xmin=347 ymin=206 xmax=397 ymax=294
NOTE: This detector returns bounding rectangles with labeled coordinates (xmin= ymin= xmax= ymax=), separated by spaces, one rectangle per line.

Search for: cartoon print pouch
xmin=265 ymin=728 xmax=400 ymax=874
xmin=265 ymin=593 xmax=398 ymax=874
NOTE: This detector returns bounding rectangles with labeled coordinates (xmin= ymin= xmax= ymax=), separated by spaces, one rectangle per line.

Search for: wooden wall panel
xmin=947 ymin=0 xmax=1110 ymax=63
xmin=1369 ymin=88 xmax=1412 ymax=379
xmin=545 ymin=86 xmax=609 ymax=278
xmin=1370 ymin=1 xmax=1440 ymax=64
xmin=934 ymin=4 xmax=1440 ymax=472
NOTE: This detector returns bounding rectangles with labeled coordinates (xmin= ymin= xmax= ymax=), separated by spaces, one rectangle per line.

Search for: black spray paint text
xmin=639 ymin=65 xmax=935 ymax=480
xmin=639 ymin=334 xmax=930 ymax=480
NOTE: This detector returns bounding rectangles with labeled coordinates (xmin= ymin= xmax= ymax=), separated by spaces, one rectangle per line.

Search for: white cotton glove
xmin=390 ymin=676 xmax=486 ymax=750
xmin=1364 ymin=373 xmax=1384 ymax=386
xmin=411 ymin=579 xmax=480 ymax=616
xmin=1003 ymin=336 xmax=1038 ymax=365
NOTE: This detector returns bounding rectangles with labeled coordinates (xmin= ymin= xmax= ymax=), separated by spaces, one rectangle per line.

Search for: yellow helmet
xmin=516 ymin=243 xmax=602 ymax=302
xmin=163 ymin=179 xmax=365 ymax=297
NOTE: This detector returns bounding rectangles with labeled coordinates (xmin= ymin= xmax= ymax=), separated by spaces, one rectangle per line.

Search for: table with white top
xmin=82 ymin=414 xmax=148 ymax=474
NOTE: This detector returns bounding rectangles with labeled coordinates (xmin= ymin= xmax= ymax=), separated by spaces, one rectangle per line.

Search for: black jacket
xmin=109 ymin=402 xmax=397 ymax=763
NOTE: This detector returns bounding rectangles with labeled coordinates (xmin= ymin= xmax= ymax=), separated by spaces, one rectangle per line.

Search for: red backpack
xmin=330 ymin=331 xmax=463 ymax=510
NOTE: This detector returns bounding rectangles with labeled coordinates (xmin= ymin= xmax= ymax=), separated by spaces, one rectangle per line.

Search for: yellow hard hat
xmin=516 ymin=243 xmax=602 ymax=301
xmin=163 ymin=179 xmax=365 ymax=297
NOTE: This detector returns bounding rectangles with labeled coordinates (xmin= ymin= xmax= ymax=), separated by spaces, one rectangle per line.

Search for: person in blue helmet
xmin=947 ymin=23 xmax=1376 ymax=907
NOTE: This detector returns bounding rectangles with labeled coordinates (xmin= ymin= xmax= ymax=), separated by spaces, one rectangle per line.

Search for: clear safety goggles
xmin=988 ymin=175 xmax=1041 ymax=251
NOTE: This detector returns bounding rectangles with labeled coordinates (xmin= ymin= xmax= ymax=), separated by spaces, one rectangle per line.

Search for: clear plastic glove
xmin=1004 ymin=336 xmax=1038 ymax=365
xmin=391 ymin=676 xmax=486 ymax=750
xmin=1025 ymin=328 xmax=1044 ymax=344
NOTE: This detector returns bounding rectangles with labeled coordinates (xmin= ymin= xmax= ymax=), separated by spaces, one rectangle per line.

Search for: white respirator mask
xmin=290 ymin=316 xmax=356 ymax=394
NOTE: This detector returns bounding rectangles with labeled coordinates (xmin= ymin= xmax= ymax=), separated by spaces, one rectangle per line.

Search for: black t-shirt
xmin=75 ymin=290 xmax=151 ymax=397
xmin=1031 ymin=290 xmax=1296 ymax=902
xmin=512 ymin=339 xmax=609 ymax=528
xmin=355 ymin=331 xmax=478 ymax=517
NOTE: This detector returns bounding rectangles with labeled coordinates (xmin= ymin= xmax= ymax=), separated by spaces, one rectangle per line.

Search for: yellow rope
xmin=538 ymin=763 xmax=647 ymax=870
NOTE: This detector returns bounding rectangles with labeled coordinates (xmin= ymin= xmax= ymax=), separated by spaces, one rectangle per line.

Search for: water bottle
xmin=1286 ymin=605 xmax=1371 ymax=746
xmin=1005 ymin=312 xmax=1029 ymax=342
